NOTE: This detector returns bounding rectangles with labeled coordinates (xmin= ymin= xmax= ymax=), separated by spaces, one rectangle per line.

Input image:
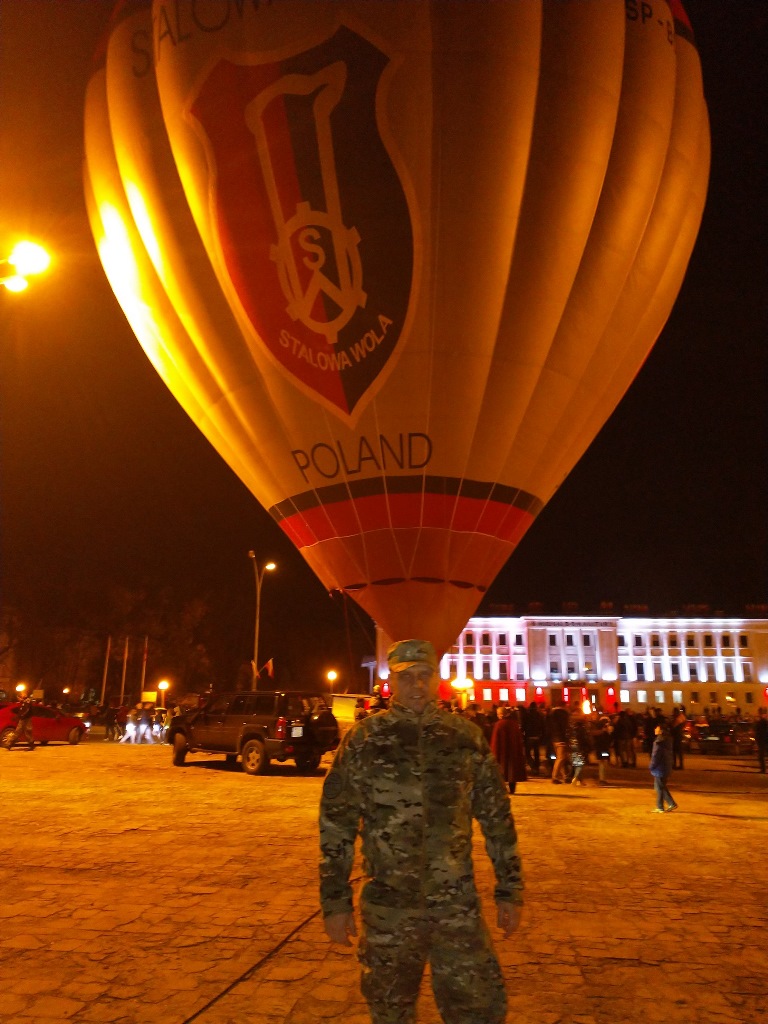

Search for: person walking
xmin=671 ymin=705 xmax=687 ymax=769
xmin=754 ymin=708 xmax=768 ymax=773
xmin=568 ymin=715 xmax=592 ymax=786
xmin=490 ymin=707 xmax=528 ymax=794
xmin=592 ymin=715 xmax=612 ymax=785
xmin=320 ymin=638 xmax=524 ymax=1024
xmin=649 ymin=721 xmax=678 ymax=813
xmin=524 ymin=701 xmax=543 ymax=776
xmin=549 ymin=705 xmax=570 ymax=784
xmin=119 ymin=707 xmax=138 ymax=743
xmin=7 ymin=696 xmax=35 ymax=750
xmin=136 ymin=704 xmax=155 ymax=744
xmin=103 ymin=705 xmax=121 ymax=742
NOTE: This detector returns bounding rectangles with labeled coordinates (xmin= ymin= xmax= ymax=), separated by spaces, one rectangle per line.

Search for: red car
xmin=0 ymin=701 xmax=87 ymax=747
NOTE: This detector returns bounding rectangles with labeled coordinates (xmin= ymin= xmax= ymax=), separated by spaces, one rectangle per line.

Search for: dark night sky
xmin=0 ymin=1 xmax=766 ymax=683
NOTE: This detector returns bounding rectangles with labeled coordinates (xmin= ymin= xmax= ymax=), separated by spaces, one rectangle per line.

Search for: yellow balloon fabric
xmin=84 ymin=0 xmax=708 ymax=653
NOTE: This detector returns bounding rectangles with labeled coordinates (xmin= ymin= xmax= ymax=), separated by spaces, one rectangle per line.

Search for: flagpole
xmin=100 ymin=635 xmax=112 ymax=705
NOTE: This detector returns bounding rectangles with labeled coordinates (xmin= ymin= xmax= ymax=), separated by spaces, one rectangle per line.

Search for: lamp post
xmin=1 ymin=241 xmax=51 ymax=292
xmin=248 ymin=551 xmax=276 ymax=690
xmin=326 ymin=669 xmax=338 ymax=698
xmin=158 ymin=679 xmax=170 ymax=708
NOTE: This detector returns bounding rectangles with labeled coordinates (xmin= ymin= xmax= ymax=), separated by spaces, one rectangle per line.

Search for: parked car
xmin=166 ymin=691 xmax=340 ymax=775
xmin=693 ymin=719 xmax=756 ymax=755
xmin=0 ymin=701 xmax=88 ymax=747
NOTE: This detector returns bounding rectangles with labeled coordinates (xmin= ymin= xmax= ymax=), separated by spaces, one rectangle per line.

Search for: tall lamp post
xmin=158 ymin=679 xmax=170 ymax=708
xmin=248 ymin=551 xmax=276 ymax=690
xmin=326 ymin=670 xmax=338 ymax=698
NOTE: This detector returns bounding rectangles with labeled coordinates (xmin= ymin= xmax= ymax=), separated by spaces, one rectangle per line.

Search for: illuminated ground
xmin=1 ymin=739 xmax=766 ymax=1023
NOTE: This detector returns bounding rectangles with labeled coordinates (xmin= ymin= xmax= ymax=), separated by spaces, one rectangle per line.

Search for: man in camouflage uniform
xmin=320 ymin=639 xmax=524 ymax=1024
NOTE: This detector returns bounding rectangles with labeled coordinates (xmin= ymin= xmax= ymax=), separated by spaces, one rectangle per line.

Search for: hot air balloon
xmin=84 ymin=0 xmax=709 ymax=654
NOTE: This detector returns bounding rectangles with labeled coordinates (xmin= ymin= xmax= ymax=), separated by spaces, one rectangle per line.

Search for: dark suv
xmin=167 ymin=691 xmax=339 ymax=775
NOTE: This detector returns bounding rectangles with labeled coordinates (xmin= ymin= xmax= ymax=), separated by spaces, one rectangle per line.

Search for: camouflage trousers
xmin=359 ymin=895 xmax=506 ymax=1024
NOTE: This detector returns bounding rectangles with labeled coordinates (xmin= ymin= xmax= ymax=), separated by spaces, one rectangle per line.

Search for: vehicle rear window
xmin=248 ymin=694 xmax=276 ymax=716
xmin=285 ymin=695 xmax=328 ymax=719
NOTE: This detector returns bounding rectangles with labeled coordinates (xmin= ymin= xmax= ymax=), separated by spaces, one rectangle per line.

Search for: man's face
xmin=390 ymin=664 xmax=439 ymax=713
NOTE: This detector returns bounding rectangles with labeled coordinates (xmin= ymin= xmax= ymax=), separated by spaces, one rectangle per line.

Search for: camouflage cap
xmin=387 ymin=639 xmax=438 ymax=673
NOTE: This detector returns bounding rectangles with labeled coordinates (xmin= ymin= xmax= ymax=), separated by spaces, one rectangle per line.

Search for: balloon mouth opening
xmin=341 ymin=578 xmax=486 ymax=591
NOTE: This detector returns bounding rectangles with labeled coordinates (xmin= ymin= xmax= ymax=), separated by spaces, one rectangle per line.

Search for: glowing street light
xmin=15 ymin=683 xmax=27 ymax=694
xmin=248 ymin=551 xmax=276 ymax=691
xmin=326 ymin=669 xmax=338 ymax=695
xmin=1 ymin=240 xmax=51 ymax=292
xmin=158 ymin=679 xmax=170 ymax=708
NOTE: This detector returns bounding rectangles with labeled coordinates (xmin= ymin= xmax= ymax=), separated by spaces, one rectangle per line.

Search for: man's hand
xmin=324 ymin=912 xmax=358 ymax=946
xmin=496 ymin=902 xmax=522 ymax=938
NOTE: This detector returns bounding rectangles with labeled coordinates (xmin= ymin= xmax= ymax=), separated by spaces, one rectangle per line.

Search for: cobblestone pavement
xmin=1 ymin=738 xmax=766 ymax=1024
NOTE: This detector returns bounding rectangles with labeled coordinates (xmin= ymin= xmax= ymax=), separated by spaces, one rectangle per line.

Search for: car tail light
xmin=275 ymin=716 xmax=288 ymax=739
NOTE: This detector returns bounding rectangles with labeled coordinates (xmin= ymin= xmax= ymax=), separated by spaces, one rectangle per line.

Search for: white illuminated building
xmin=377 ymin=614 xmax=768 ymax=714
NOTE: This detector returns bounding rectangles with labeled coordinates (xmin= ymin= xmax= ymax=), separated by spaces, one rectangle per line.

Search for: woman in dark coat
xmin=649 ymin=722 xmax=678 ymax=812
xmin=490 ymin=708 xmax=528 ymax=794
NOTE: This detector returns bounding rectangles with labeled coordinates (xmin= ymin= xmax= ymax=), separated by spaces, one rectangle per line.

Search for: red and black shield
xmin=189 ymin=26 xmax=414 ymax=417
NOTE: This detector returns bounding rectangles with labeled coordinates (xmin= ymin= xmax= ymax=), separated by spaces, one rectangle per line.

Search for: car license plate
xmin=291 ymin=725 xmax=304 ymax=737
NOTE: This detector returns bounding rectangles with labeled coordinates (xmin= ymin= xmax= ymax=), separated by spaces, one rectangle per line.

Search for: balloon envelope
xmin=84 ymin=0 xmax=709 ymax=652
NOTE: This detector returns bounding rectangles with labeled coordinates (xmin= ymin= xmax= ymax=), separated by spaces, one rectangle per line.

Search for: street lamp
xmin=1 ymin=241 xmax=51 ymax=292
xmin=248 ymin=551 xmax=276 ymax=690
xmin=15 ymin=683 xmax=27 ymax=695
xmin=158 ymin=679 xmax=170 ymax=708
xmin=326 ymin=670 xmax=338 ymax=696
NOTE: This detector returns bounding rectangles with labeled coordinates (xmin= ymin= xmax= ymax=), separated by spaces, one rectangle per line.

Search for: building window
xmin=686 ymin=633 xmax=695 ymax=648
xmin=499 ymin=663 xmax=509 ymax=680
xmin=705 ymin=661 xmax=716 ymax=681
xmin=722 ymin=635 xmax=731 ymax=648
xmin=482 ymin=688 xmax=492 ymax=702
xmin=618 ymin=662 xmax=627 ymax=680
xmin=637 ymin=690 xmax=648 ymax=703
xmin=704 ymin=634 xmax=713 ymax=647
xmin=482 ymin=662 xmax=491 ymax=680
xmin=671 ymin=663 xmax=680 ymax=679
xmin=567 ymin=662 xmax=576 ymax=676
xmin=619 ymin=689 xmax=630 ymax=703
xmin=709 ymin=692 xmax=717 ymax=703
xmin=516 ymin=662 xmax=525 ymax=681
xmin=583 ymin=636 xmax=592 ymax=647
xmin=655 ymin=690 xmax=665 ymax=704
xmin=690 ymin=691 xmax=699 ymax=703
xmin=690 ymin=664 xmax=699 ymax=681
xmin=498 ymin=633 xmax=507 ymax=647
xmin=566 ymin=634 xmax=574 ymax=646
xmin=652 ymin=634 xmax=660 ymax=647
xmin=745 ymin=691 xmax=754 ymax=704
xmin=740 ymin=634 xmax=748 ymax=648
xmin=672 ymin=689 xmax=683 ymax=704
xmin=669 ymin=634 xmax=678 ymax=648
xmin=618 ymin=634 xmax=626 ymax=647
xmin=724 ymin=664 xmax=734 ymax=682
xmin=482 ymin=633 xmax=491 ymax=646
xmin=464 ymin=632 xmax=473 ymax=645
xmin=743 ymin=664 xmax=752 ymax=681
xmin=549 ymin=662 xmax=559 ymax=675
xmin=499 ymin=688 xmax=509 ymax=703
xmin=549 ymin=635 xmax=557 ymax=646
xmin=515 ymin=688 xmax=526 ymax=703
xmin=634 ymin=635 xmax=643 ymax=648
xmin=515 ymin=634 xmax=523 ymax=646
xmin=637 ymin=664 xmax=646 ymax=681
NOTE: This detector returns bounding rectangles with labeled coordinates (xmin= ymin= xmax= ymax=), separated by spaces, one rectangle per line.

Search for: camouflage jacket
xmin=319 ymin=699 xmax=524 ymax=917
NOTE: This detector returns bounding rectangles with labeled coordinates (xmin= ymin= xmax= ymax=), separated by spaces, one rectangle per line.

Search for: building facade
xmin=377 ymin=614 xmax=768 ymax=715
